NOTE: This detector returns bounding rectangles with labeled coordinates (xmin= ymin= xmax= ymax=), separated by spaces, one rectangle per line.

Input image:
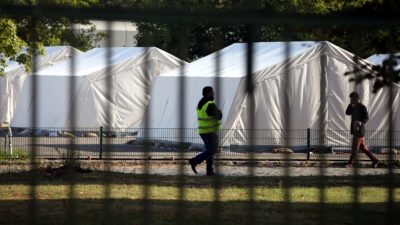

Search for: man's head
xmin=202 ymin=86 xmax=214 ymax=97
xmin=349 ymin=91 xmax=360 ymax=104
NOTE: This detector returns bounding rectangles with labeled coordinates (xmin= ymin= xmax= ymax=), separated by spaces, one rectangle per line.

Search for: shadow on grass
xmin=0 ymin=169 xmax=399 ymax=188
xmin=0 ymin=198 xmax=398 ymax=225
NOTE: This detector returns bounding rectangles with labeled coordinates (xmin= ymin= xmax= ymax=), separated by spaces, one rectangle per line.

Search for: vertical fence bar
xmin=67 ymin=24 xmax=78 ymax=225
xmin=386 ymin=31 xmax=395 ymax=225
xmin=140 ymin=47 xmax=151 ymax=225
xmin=307 ymin=128 xmax=311 ymax=160
xmin=350 ymin=30 xmax=362 ymax=225
xmin=282 ymin=35 xmax=293 ymax=225
xmin=245 ymin=24 xmax=256 ymax=225
xmin=28 ymin=15 xmax=39 ymax=225
xmin=211 ymin=28 xmax=222 ymax=225
xmin=101 ymin=20 xmax=113 ymax=225
xmin=137 ymin=13 xmax=170 ymax=211
xmin=318 ymin=42 xmax=328 ymax=225
xmin=99 ymin=126 xmax=103 ymax=159
xmin=176 ymin=23 xmax=188 ymax=225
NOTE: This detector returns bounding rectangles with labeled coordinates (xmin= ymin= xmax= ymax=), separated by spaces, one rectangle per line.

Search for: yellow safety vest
xmin=197 ymin=101 xmax=221 ymax=134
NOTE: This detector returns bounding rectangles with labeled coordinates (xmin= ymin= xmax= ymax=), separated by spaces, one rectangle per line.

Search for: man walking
xmin=189 ymin=86 xmax=222 ymax=176
xmin=345 ymin=91 xmax=379 ymax=168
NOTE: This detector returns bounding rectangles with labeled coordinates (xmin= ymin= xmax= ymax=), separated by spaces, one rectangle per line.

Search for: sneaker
xmin=206 ymin=172 xmax=215 ymax=176
xmin=372 ymin=160 xmax=379 ymax=168
xmin=189 ymin=159 xmax=197 ymax=174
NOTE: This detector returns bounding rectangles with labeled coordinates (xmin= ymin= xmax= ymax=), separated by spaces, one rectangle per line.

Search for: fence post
xmin=99 ymin=126 xmax=103 ymax=159
xmin=306 ymin=128 xmax=311 ymax=160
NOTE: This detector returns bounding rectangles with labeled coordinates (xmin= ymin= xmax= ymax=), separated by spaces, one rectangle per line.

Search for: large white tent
xmin=145 ymin=41 xmax=398 ymax=147
xmin=365 ymin=53 xmax=400 ymax=139
xmin=11 ymin=47 xmax=185 ymax=128
xmin=0 ymin=46 xmax=82 ymax=124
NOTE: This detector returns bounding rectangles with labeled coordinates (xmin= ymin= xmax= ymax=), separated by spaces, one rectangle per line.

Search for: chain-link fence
xmin=1 ymin=127 xmax=400 ymax=161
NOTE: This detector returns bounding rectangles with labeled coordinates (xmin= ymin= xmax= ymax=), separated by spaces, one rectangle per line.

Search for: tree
xmin=0 ymin=0 xmax=105 ymax=77
xmin=132 ymin=0 xmax=400 ymax=61
xmin=345 ymin=54 xmax=400 ymax=93
xmin=0 ymin=18 xmax=27 ymax=76
xmin=132 ymin=0 xmax=400 ymax=91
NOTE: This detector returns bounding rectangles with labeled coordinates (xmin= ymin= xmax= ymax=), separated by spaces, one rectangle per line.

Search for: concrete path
xmin=107 ymin=164 xmax=400 ymax=177
xmin=1 ymin=159 xmax=399 ymax=177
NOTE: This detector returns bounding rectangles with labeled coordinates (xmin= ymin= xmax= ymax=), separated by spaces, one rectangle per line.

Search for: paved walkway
xmin=106 ymin=163 xmax=400 ymax=177
xmin=1 ymin=160 xmax=399 ymax=177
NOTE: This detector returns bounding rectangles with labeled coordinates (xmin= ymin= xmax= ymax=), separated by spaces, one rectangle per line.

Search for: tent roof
xmin=1 ymin=46 xmax=82 ymax=124
xmin=160 ymin=41 xmax=320 ymax=78
xmin=5 ymin=46 xmax=82 ymax=73
xmin=35 ymin=47 xmax=169 ymax=76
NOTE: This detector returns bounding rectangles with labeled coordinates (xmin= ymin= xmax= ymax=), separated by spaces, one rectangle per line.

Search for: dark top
xmin=197 ymin=96 xmax=223 ymax=120
xmin=345 ymin=102 xmax=368 ymax=135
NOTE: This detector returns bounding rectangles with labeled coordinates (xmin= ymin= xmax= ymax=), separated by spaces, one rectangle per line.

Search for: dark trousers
xmin=191 ymin=132 xmax=218 ymax=174
xmin=349 ymin=135 xmax=377 ymax=164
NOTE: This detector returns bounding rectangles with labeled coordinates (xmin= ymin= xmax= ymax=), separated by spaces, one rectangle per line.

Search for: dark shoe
xmin=372 ymin=160 xmax=379 ymax=168
xmin=206 ymin=172 xmax=215 ymax=176
xmin=189 ymin=159 xmax=197 ymax=174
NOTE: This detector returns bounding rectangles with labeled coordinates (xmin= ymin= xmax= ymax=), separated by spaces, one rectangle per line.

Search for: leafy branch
xmin=345 ymin=55 xmax=400 ymax=93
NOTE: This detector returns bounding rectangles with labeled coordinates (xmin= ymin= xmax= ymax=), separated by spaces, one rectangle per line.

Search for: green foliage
xmin=0 ymin=149 xmax=30 ymax=160
xmin=131 ymin=0 xmax=400 ymax=62
xmin=1 ymin=0 xmax=98 ymax=7
xmin=268 ymin=0 xmax=374 ymax=14
xmin=346 ymin=54 xmax=400 ymax=92
xmin=0 ymin=0 xmax=104 ymax=76
xmin=61 ymin=148 xmax=81 ymax=170
xmin=132 ymin=0 xmax=400 ymax=91
xmin=0 ymin=19 xmax=26 ymax=77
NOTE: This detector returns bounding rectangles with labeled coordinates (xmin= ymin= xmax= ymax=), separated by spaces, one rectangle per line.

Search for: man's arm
xmin=360 ymin=105 xmax=369 ymax=124
xmin=206 ymin=103 xmax=222 ymax=120
xmin=345 ymin=104 xmax=354 ymax=115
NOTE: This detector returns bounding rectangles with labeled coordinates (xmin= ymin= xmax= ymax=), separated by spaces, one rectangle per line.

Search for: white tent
xmin=145 ymin=41 xmax=395 ymax=147
xmin=365 ymin=53 xmax=400 ymax=141
xmin=11 ymin=47 xmax=185 ymax=128
xmin=0 ymin=46 xmax=82 ymax=124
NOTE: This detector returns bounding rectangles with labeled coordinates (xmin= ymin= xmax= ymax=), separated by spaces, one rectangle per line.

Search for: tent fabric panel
xmin=160 ymin=41 xmax=319 ymax=78
xmin=1 ymin=46 xmax=82 ymax=124
xmin=11 ymin=47 xmax=185 ymax=128
xmin=145 ymin=76 xmax=241 ymax=131
xmin=225 ymin=60 xmax=323 ymax=146
xmin=11 ymin=75 xmax=84 ymax=127
xmin=36 ymin=47 xmax=148 ymax=77
xmin=79 ymin=49 xmax=184 ymax=128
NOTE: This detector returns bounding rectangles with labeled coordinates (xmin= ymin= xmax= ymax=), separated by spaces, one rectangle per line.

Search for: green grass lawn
xmin=0 ymin=171 xmax=399 ymax=225
xmin=0 ymin=149 xmax=30 ymax=160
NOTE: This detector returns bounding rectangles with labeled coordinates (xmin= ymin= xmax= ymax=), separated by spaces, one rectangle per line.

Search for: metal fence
xmin=0 ymin=2 xmax=399 ymax=225
xmin=1 ymin=127 xmax=400 ymax=161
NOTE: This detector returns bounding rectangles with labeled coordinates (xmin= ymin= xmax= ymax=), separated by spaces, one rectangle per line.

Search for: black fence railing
xmin=1 ymin=127 xmax=399 ymax=161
